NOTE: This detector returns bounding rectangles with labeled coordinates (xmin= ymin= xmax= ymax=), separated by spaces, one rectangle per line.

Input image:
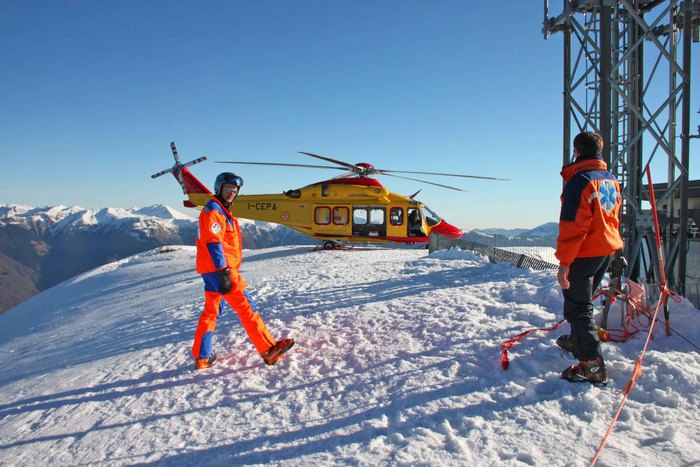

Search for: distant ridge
xmin=474 ymin=222 xmax=558 ymax=240
xmin=0 ymin=204 xmax=313 ymax=313
xmin=474 ymin=228 xmax=529 ymax=238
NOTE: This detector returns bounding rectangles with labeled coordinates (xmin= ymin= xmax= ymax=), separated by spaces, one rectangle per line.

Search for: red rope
xmin=590 ymin=286 xmax=669 ymax=466
xmin=590 ymin=166 xmax=684 ymax=465
xmin=595 ymin=282 xmax=663 ymax=343
xmin=501 ymin=319 xmax=565 ymax=370
xmin=502 ymin=280 xmax=654 ymax=370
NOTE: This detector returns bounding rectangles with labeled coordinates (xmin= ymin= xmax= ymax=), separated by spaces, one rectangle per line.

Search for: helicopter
xmin=152 ymin=142 xmax=508 ymax=248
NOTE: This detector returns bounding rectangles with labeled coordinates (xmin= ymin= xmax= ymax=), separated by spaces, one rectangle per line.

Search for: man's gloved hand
xmin=217 ymin=267 xmax=232 ymax=295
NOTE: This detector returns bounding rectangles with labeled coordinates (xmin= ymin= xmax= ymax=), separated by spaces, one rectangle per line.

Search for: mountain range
xmin=0 ymin=204 xmax=313 ymax=313
xmin=0 ymin=204 xmax=558 ymax=314
xmin=474 ymin=223 xmax=559 ymax=240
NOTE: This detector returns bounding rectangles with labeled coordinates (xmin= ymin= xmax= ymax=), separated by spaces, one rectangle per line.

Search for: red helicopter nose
xmin=431 ymin=220 xmax=463 ymax=239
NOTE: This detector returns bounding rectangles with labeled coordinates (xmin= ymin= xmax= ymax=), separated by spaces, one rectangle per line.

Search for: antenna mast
xmin=543 ymin=0 xmax=699 ymax=296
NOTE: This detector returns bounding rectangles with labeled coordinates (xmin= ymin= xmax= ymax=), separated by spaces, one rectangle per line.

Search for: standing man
xmin=192 ymin=172 xmax=294 ymax=370
xmin=555 ymin=132 xmax=623 ymax=385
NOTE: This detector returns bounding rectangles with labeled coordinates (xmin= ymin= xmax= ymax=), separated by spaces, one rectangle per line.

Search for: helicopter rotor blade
xmin=378 ymin=169 xmax=510 ymax=181
xmin=332 ymin=171 xmax=358 ymax=179
xmin=298 ymin=152 xmax=361 ymax=171
xmin=382 ymin=173 xmax=469 ymax=192
xmin=217 ymin=153 xmax=505 ymax=190
xmin=215 ymin=161 xmax=348 ymax=171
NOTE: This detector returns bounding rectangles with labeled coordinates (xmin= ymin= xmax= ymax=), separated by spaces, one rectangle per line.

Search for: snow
xmin=0 ymin=204 xmax=36 ymax=217
xmin=0 ymin=203 xmax=268 ymax=235
xmin=1 ymin=245 xmax=699 ymax=466
xmin=132 ymin=205 xmax=196 ymax=221
xmin=0 ymin=204 xmax=197 ymax=240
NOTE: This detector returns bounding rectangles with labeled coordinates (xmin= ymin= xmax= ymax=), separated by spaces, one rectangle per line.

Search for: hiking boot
xmin=561 ymin=358 xmax=607 ymax=385
xmin=556 ymin=334 xmax=575 ymax=354
xmin=261 ymin=338 xmax=295 ymax=366
xmin=194 ymin=353 xmax=218 ymax=370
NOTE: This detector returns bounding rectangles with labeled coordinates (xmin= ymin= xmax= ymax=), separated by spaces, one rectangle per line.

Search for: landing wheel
xmin=323 ymin=241 xmax=337 ymax=250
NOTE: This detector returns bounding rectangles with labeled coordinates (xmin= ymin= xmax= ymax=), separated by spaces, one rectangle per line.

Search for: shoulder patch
xmin=211 ymin=222 xmax=222 ymax=234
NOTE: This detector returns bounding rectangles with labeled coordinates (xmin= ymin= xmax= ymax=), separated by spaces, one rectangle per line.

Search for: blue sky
xmin=1 ymin=2 xmax=697 ymax=229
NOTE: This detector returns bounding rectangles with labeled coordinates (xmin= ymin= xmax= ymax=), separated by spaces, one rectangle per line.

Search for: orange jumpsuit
xmin=191 ymin=197 xmax=276 ymax=359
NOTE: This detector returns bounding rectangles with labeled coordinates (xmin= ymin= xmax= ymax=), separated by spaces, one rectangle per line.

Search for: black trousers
xmin=563 ymin=255 xmax=613 ymax=362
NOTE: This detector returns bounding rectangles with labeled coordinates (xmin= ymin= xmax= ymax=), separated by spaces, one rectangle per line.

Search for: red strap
xmin=501 ymin=319 xmax=565 ymax=370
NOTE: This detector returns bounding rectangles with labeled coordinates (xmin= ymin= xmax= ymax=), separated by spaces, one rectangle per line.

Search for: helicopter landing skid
xmin=314 ymin=241 xmax=353 ymax=251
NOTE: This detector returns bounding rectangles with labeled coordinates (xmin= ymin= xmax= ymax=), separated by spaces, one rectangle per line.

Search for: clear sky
xmin=1 ymin=1 xmax=697 ymax=230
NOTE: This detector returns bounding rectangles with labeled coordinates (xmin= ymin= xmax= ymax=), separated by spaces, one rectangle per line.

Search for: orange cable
xmin=589 ymin=286 xmax=667 ymax=466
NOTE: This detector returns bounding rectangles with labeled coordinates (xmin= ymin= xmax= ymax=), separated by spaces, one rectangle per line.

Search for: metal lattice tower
xmin=544 ymin=0 xmax=699 ymax=294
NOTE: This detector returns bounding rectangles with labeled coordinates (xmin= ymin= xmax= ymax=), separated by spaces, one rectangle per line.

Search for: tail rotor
xmin=151 ymin=142 xmax=207 ymax=179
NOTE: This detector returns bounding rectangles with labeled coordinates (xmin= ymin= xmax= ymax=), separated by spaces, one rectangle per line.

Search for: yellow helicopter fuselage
xmin=153 ymin=149 xmax=464 ymax=246
xmin=230 ymin=180 xmax=432 ymax=244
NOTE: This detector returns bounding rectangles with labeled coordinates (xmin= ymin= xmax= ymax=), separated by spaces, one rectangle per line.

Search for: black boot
xmin=556 ymin=334 xmax=575 ymax=354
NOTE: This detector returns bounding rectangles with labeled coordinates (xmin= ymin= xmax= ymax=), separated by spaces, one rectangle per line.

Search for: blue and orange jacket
xmin=555 ymin=155 xmax=623 ymax=266
xmin=196 ymin=197 xmax=247 ymax=289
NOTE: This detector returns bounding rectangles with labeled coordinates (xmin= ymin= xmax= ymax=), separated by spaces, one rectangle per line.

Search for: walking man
xmin=555 ymin=132 xmax=623 ymax=384
xmin=192 ymin=172 xmax=294 ymax=370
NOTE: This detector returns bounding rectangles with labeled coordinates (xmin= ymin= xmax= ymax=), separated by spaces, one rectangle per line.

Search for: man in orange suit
xmin=192 ymin=172 xmax=294 ymax=370
xmin=555 ymin=132 xmax=623 ymax=385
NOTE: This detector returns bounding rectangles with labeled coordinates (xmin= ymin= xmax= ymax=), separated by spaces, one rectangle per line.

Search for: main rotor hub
xmin=354 ymin=162 xmax=376 ymax=176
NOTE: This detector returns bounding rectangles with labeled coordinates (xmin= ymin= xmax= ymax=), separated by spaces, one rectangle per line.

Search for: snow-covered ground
xmin=0 ymin=245 xmax=699 ymax=466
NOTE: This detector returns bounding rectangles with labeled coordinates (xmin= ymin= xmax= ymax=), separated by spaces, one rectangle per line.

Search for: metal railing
xmin=429 ymin=234 xmax=558 ymax=271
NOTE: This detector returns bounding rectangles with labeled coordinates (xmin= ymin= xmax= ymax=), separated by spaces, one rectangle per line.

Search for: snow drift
xmin=0 ymin=246 xmax=698 ymax=465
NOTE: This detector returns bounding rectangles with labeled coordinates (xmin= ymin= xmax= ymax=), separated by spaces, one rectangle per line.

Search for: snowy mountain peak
xmin=132 ymin=204 xmax=196 ymax=221
xmin=0 ymin=204 xmax=316 ymax=313
xmin=517 ymin=222 xmax=559 ymax=239
xmin=0 ymin=204 xmax=195 ymax=233
xmin=0 ymin=204 xmax=38 ymax=218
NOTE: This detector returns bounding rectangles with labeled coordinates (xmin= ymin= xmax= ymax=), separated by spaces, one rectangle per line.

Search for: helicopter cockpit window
xmin=390 ymin=207 xmax=404 ymax=226
xmin=315 ymin=206 xmax=331 ymax=225
xmin=333 ymin=207 xmax=349 ymax=225
xmin=421 ymin=205 xmax=443 ymax=227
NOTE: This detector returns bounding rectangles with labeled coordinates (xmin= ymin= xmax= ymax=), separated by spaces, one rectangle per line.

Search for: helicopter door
xmin=352 ymin=207 xmax=386 ymax=238
xmin=407 ymin=207 xmax=426 ymax=237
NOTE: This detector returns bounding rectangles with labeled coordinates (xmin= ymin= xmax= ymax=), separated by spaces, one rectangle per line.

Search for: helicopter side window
xmin=390 ymin=207 xmax=404 ymax=226
xmin=353 ymin=208 xmax=368 ymax=225
xmin=315 ymin=206 xmax=331 ymax=225
xmin=333 ymin=207 xmax=349 ymax=225
xmin=370 ymin=208 xmax=385 ymax=225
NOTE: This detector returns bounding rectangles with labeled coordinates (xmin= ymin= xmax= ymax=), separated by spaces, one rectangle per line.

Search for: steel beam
xmin=543 ymin=0 xmax=696 ymax=295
